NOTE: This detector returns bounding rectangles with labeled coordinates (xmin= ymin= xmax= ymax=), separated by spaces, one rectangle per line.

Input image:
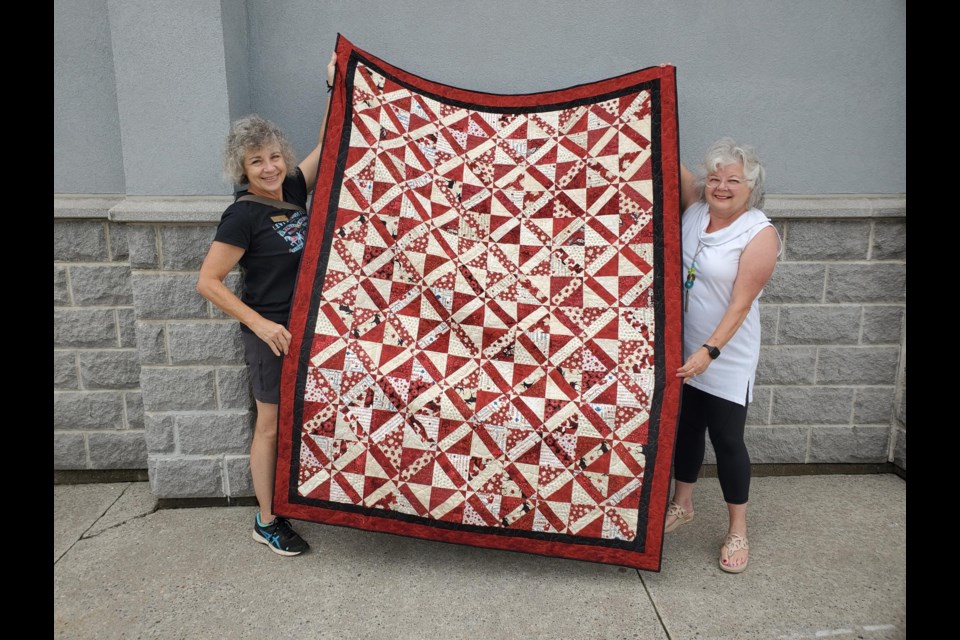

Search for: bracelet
xmin=325 ymin=80 xmax=333 ymax=93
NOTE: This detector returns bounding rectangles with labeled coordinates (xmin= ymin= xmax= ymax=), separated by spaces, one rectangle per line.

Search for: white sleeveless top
xmin=681 ymin=201 xmax=776 ymax=406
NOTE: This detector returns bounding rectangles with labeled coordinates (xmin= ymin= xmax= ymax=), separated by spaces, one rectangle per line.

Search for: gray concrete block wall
xmin=129 ymin=219 xmax=255 ymax=499
xmin=54 ymin=207 xmax=256 ymax=498
xmin=756 ymin=212 xmax=906 ymax=465
xmin=54 ymin=218 xmax=145 ymax=470
xmin=54 ymin=198 xmax=906 ymax=497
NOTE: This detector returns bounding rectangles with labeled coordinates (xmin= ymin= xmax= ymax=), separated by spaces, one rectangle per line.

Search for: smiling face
xmin=704 ymin=162 xmax=752 ymax=221
xmin=242 ymin=139 xmax=287 ymax=199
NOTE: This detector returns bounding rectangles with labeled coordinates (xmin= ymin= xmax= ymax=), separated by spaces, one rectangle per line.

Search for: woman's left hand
xmin=326 ymin=51 xmax=336 ymax=87
xmin=677 ymin=348 xmax=713 ymax=383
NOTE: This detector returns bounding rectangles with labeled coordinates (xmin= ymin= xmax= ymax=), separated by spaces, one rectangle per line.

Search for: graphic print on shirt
xmin=273 ymin=210 xmax=308 ymax=253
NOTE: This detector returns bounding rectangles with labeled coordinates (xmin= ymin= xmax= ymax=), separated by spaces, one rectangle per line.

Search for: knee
xmin=710 ymin=430 xmax=747 ymax=455
xmin=253 ymin=407 xmax=279 ymax=439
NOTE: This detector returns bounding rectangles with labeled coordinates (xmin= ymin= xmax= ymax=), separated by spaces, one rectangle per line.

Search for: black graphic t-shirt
xmin=214 ymin=168 xmax=309 ymax=329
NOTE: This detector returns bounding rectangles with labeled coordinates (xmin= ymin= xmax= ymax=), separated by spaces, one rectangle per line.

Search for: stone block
xmin=140 ymin=368 xmax=217 ymax=411
xmin=54 ymin=308 xmax=117 ymax=348
xmin=79 ymin=351 xmax=141 ymax=389
xmin=88 ymin=431 xmax=148 ymax=468
xmin=54 ymin=266 xmax=70 ymax=305
xmin=177 ymin=412 xmax=254 ymax=455
xmin=149 ymin=457 xmax=223 ymax=498
xmin=761 ymin=263 xmax=826 ymax=304
xmin=744 ymin=425 xmax=809 ymax=463
xmin=54 ymin=220 xmax=107 ymax=262
xmin=160 ymin=226 xmax=216 ymax=270
xmin=125 ymin=392 xmax=144 ymax=429
xmin=144 ymin=414 xmax=176 ymax=453
xmin=871 ymin=220 xmax=906 ymax=260
xmin=853 ymin=387 xmax=896 ymax=425
xmin=825 ymin=264 xmax=905 ymax=303
xmin=893 ymin=428 xmax=906 ymax=470
xmin=136 ymin=322 xmax=167 ymax=365
xmin=784 ymin=220 xmax=870 ymax=261
xmin=770 ymin=387 xmax=854 ymax=425
xmin=69 ymin=265 xmax=133 ymax=306
xmin=167 ymin=322 xmax=243 ymax=365
xmin=108 ymin=222 xmax=130 ymax=262
xmin=131 ymin=273 xmax=208 ymax=319
xmin=217 ymin=367 xmax=252 ymax=410
xmin=225 ymin=455 xmax=254 ymax=497
xmin=54 ymin=432 xmax=87 ymax=469
xmin=745 ymin=386 xmax=771 ymax=425
xmin=808 ymin=425 xmax=890 ymax=463
xmin=861 ymin=306 xmax=904 ymax=344
xmin=816 ymin=347 xmax=900 ymax=385
xmin=54 ymin=351 xmax=78 ymax=389
xmin=126 ymin=225 xmax=159 ymax=268
xmin=759 ymin=305 xmax=778 ymax=345
xmin=54 ymin=391 xmax=125 ymax=430
xmin=778 ymin=305 xmax=861 ymax=344
xmin=755 ymin=347 xmax=817 ymax=385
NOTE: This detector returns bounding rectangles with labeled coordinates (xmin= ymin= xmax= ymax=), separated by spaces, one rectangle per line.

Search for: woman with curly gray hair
xmin=664 ymin=138 xmax=781 ymax=574
xmin=197 ymin=52 xmax=337 ymax=557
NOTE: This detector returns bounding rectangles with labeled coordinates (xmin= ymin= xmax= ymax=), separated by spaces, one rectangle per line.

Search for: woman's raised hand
xmin=327 ymin=51 xmax=337 ymax=88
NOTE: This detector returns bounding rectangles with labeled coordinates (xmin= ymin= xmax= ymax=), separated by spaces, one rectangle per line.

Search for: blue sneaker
xmin=252 ymin=514 xmax=310 ymax=556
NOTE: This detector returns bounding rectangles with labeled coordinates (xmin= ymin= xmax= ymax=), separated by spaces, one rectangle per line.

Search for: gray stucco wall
xmin=54 ymin=1 xmax=906 ymax=196
xmin=54 ymin=0 xmax=125 ymax=194
xmin=221 ymin=0 xmax=251 ymax=121
xmin=107 ymin=0 xmax=233 ymax=195
xmin=248 ymin=0 xmax=905 ymax=196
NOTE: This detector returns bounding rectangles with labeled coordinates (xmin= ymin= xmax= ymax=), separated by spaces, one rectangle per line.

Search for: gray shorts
xmin=241 ymin=330 xmax=283 ymax=405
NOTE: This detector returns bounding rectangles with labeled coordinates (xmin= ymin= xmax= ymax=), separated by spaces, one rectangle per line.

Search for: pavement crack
xmin=81 ymin=505 xmax=160 ymax=539
xmin=55 ymin=483 xmax=161 ymax=566
xmin=55 ymin=483 xmax=130 ymax=566
xmin=79 ymin=482 xmax=159 ymax=540
xmin=637 ymin=569 xmax=672 ymax=640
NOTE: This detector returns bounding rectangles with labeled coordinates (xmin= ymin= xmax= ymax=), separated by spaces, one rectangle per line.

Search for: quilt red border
xmin=275 ymin=35 xmax=681 ymax=570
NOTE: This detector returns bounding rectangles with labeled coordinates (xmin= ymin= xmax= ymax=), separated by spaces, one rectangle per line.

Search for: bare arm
xmin=676 ymin=226 xmax=780 ymax=382
xmin=680 ymin=163 xmax=698 ymax=213
xmin=196 ymin=241 xmax=292 ymax=356
xmin=299 ymin=51 xmax=338 ymax=193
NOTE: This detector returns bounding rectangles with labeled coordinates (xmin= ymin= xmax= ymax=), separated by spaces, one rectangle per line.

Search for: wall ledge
xmin=764 ymin=194 xmax=905 ymax=218
xmin=54 ymin=193 xmax=905 ymax=222
xmin=54 ymin=195 xmax=125 ymax=219
xmin=54 ymin=194 xmax=234 ymax=222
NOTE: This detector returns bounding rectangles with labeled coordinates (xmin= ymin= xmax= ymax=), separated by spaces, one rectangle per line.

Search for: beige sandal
xmin=719 ymin=533 xmax=749 ymax=573
xmin=664 ymin=501 xmax=695 ymax=533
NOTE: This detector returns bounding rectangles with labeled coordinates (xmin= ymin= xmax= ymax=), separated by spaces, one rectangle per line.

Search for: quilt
xmin=275 ymin=35 xmax=682 ymax=570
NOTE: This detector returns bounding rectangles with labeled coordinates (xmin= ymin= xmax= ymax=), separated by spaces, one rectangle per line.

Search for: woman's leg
xmin=250 ymin=400 xmax=279 ymax=522
xmin=704 ymin=393 xmax=750 ymax=569
xmin=666 ymin=386 xmax=709 ymax=528
xmin=721 ymin=502 xmax=749 ymax=570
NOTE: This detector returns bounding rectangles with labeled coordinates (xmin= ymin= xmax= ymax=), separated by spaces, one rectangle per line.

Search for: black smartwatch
xmin=702 ymin=344 xmax=721 ymax=359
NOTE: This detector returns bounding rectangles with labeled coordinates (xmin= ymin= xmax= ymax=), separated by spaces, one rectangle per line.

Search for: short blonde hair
xmin=222 ymin=114 xmax=297 ymax=185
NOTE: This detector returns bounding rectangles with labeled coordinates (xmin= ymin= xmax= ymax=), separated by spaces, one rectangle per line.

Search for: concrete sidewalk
xmin=54 ymin=474 xmax=906 ymax=640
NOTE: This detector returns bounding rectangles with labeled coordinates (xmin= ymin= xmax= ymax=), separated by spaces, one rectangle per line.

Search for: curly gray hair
xmin=223 ymin=114 xmax=297 ymax=185
xmin=696 ymin=137 xmax=766 ymax=210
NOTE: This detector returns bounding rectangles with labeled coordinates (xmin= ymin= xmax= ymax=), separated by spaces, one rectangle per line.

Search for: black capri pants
xmin=673 ymin=384 xmax=751 ymax=505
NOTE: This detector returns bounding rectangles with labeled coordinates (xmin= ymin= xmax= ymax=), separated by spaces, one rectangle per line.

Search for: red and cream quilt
xmin=275 ymin=36 xmax=682 ymax=570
